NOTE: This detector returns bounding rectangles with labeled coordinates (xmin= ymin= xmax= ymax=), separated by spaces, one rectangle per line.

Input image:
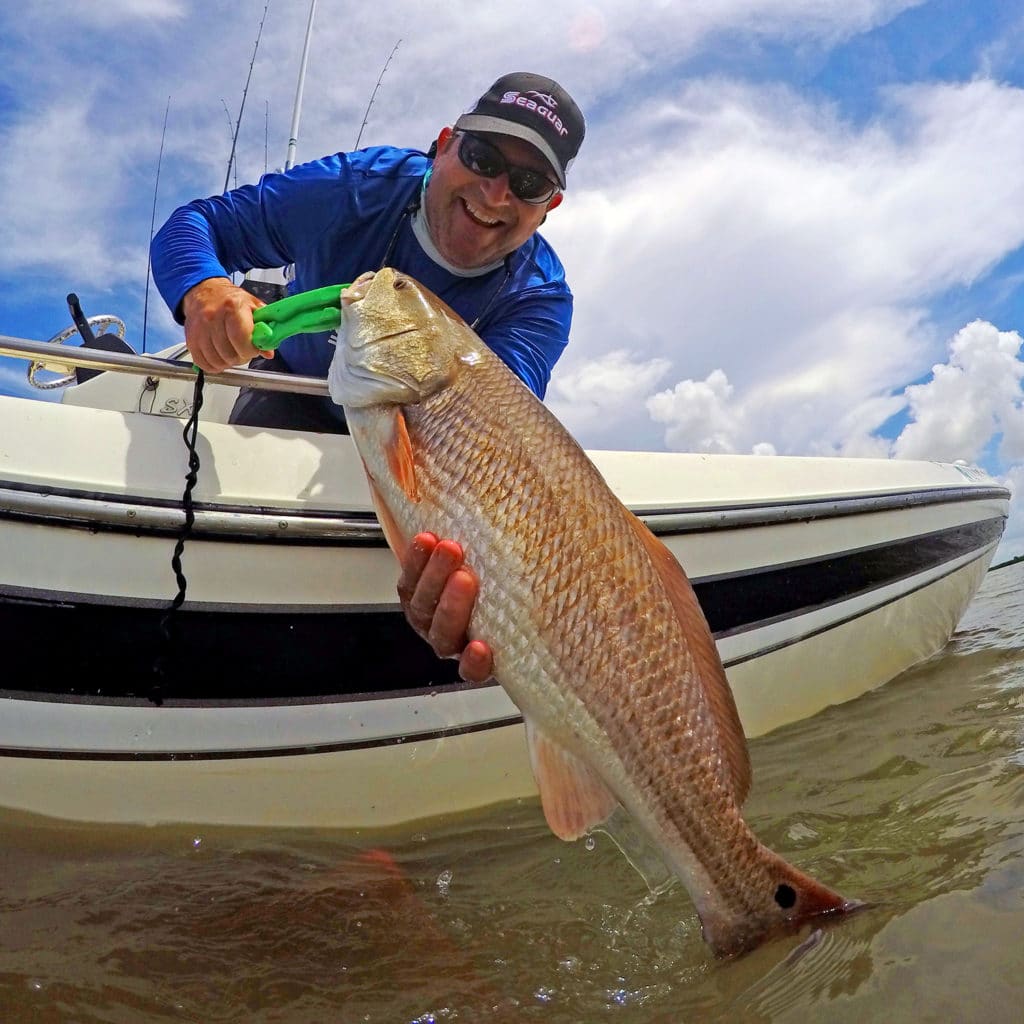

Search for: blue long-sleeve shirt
xmin=151 ymin=145 xmax=572 ymax=399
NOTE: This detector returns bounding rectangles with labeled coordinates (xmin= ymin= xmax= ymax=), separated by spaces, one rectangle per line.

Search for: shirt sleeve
xmin=150 ymin=157 xmax=351 ymax=323
xmin=478 ymin=283 xmax=572 ymax=399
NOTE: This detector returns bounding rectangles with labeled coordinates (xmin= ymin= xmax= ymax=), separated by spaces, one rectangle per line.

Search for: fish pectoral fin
xmin=386 ymin=408 xmax=420 ymax=503
xmin=594 ymin=805 xmax=675 ymax=896
xmin=623 ymin=505 xmax=753 ymax=805
xmin=524 ymin=718 xmax=619 ymax=841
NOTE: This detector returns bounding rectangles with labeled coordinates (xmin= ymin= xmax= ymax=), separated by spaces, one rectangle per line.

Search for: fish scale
xmin=332 ymin=268 xmax=856 ymax=956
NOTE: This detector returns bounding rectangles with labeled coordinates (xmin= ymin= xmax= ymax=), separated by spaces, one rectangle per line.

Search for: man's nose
xmin=478 ymin=171 xmax=513 ymax=205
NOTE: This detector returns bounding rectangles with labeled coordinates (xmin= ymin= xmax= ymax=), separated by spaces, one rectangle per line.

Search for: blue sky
xmin=2 ymin=0 xmax=1024 ymax=556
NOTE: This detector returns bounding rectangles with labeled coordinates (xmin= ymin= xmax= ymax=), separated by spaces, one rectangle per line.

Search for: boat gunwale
xmin=0 ymin=478 xmax=1010 ymax=543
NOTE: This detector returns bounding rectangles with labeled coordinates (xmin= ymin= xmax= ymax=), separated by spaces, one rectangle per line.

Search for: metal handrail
xmin=0 ymin=333 xmax=330 ymax=396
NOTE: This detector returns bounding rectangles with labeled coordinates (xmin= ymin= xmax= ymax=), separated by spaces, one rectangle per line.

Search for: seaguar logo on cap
xmin=499 ymin=90 xmax=569 ymax=137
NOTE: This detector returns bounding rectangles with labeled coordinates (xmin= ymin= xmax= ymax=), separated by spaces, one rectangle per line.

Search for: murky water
xmin=2 ymin=565 xmax=1023 ymax=1022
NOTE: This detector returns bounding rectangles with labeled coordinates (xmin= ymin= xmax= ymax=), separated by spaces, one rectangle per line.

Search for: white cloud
xmin=546 ymin=349 xmax=671 ymax=446
xmin=891 ymin=321 xmax=1024 ymax=565
xmin=2 ymin=0 xmax=184 ymax=32
xmin=646 ymin=369 xmax=742 ymax=453
xmin=893 ymin=320 xmax=1024 ymax=463
xmin=66 ymin=0 xmax=185 ymax=21
xmin=0 ymin=97 xmax=146 ymax=287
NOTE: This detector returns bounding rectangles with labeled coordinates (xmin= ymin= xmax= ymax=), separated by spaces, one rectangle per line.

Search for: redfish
xmin=328 ymin=267 xmax=856 ymax=956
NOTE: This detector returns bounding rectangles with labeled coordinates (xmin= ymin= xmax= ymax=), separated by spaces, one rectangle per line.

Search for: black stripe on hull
xmin=694 ymin=516 xmax=1004 ymax=636
xmin=0 ymin=515 xmax=1004 ymax=703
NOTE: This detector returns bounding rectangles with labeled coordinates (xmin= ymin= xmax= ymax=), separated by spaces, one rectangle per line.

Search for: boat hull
xmin=0 ymin=552 xmax=994 ymax=828
xmin=0 ymin=394 xmax=1009 ymax=826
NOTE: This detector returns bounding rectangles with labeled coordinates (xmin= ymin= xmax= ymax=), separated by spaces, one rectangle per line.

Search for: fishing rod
xmin=141 ymin=96 xmax=171 ymax=354
xmin=221 ymin=101 xmax=238 ymax=189
xmin=354 ymin=38 xmax=401 ymax=150
xmin=224 ymin=0 xmax=272 ymax=191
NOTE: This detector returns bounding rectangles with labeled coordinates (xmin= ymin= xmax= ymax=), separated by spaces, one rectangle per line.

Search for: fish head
xmin=331 ymin=268 xmax=483 ymax=409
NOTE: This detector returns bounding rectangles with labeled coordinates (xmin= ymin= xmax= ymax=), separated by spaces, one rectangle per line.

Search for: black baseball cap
xmin=454 ymin=72 xmax=585 ymax=189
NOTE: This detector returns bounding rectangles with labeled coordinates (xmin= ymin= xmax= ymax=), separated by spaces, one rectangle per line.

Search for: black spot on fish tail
xmin=774 ymin=884 xmax=797 ymax=909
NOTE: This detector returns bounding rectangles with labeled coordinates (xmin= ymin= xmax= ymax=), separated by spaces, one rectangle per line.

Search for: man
xmin=151 ymin=71 xmax=585 ymax=683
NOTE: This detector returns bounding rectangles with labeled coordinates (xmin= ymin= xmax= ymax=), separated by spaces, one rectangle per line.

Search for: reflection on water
xmin=2 ymin=565 xmax=1023 ymax=1022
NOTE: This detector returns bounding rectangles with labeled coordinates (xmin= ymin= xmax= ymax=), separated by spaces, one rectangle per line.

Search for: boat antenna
xmin=285 ymin=0 xmax=318 ymax=170
xmin=224 ymin=0 xmax=271 ymax=192
xmin=354 ymin=38 xmax=401 ymax=150
xmin=142 ymin=95 xmax=171 ymax=354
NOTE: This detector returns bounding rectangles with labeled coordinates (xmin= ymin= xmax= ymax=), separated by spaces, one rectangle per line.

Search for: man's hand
xmin=397 ymin=533 xmax=494 ymax=683
xmin=181 ymin=277 xmax=269 ymax=372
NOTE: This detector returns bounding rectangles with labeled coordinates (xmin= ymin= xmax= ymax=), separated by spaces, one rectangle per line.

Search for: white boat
xmin=0 ymin=311 xmax=1010 ymax=829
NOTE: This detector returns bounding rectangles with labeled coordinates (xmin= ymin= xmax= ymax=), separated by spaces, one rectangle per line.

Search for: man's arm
xmin=150 ymin=160 xmax=343 ymax=371
xmin=150 ymin=194 xmax=282 ymax=372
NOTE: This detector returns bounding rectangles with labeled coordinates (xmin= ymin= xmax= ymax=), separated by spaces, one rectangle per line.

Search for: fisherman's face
xmin=424 ymin=127 xmax=563 ymax=270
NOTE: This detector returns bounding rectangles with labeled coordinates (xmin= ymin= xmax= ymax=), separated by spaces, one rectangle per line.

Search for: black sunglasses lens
xmin=457 ymin=133 xmax=557 ymax=204
xmin=459 ymin=134 xmax=503 ymax=178
xmin=508 ymin=169 xmax=552 ymax=202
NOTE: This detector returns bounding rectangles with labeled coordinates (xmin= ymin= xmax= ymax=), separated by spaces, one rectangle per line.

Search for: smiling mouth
xmin=462 ymin=198 xmax=502 ymax=228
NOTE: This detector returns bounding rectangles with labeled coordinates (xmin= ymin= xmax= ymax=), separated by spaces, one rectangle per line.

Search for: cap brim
xmin=454 ymin=114 xmax=566 ymax=189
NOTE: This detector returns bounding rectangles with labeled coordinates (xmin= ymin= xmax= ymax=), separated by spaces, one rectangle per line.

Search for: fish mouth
xmin=341 ymin=271 xmax=378 ymax=307
xmin=340 ymin=270 xmax=420 ymax=348
xmin=349 ymin=325 xmax=420 ymax=351
xmin=345 ymin=360 xmax=410 ymax=391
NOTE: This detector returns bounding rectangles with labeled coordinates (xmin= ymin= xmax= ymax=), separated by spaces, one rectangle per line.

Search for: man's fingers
xmin=402 ymin=537 xmax=463 ymax=634
xmin=396 ymin=534 xmax=491 ymax=678
xmin=224 ymin=302 xmax=261 ymax=363
xmin=203 ymin=321 xmax=239 ymax=371
xmin=396 ymin=533 xmax=438 ymax=607
xmin=458 ymin=639 xmax=494 ymax=683
xmin=427 ymin=567 xmax=476 ymax=657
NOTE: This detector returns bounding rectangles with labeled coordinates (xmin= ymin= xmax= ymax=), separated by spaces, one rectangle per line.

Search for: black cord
xmin=151 ymin=369 xmax=206 ymax=704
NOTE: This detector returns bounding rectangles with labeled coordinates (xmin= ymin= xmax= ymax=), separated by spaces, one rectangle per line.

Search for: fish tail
xmin=768 ymin=854 xmax=856 ymax=928
xmin=702 ymin=852 xmax=861 ymax=957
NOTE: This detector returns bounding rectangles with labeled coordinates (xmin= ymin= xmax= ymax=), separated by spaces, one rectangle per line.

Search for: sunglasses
xmin=455 ymin=132 xmax=560 ymax=205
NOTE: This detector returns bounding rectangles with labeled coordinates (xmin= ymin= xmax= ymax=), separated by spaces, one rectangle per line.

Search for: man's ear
xmin=546 ymin=192 xmax=563 ymax=212
xmin=436 ymin=126 xmax=454 ymax=151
